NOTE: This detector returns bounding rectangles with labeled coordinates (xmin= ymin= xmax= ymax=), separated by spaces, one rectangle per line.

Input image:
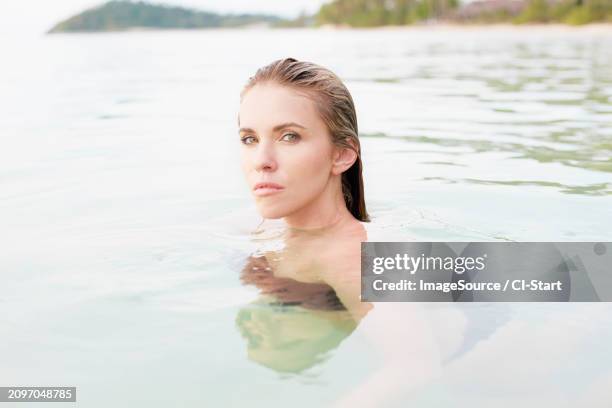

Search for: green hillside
xmin=314 ymin=0 xmax=612 ymax=26
xmin=316 ymin=0 xmax=460 ymax=26
xmin=48 ymin=0 xmax=284 ymax=33
xmin=514 ymin=0 xmax=612 ymax=25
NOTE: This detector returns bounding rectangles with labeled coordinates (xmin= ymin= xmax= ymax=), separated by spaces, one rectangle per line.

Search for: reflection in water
xmin=423 ymin=176 xmax=610 ymax=196
xmin=362 ymin=131 xmax=612 ymax=195
xmin=237 ymin=254 xmax=358 ymax=374
xmin=235 ymin=300 xmax=356 ymax=374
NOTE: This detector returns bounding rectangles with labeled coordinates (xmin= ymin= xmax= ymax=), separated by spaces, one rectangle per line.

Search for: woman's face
xmin=239 ymin=83 xmax=336 ymax=219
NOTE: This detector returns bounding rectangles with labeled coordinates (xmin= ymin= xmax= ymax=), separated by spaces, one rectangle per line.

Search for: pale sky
xmin=0 ymin=0 xmax=330 ymax=36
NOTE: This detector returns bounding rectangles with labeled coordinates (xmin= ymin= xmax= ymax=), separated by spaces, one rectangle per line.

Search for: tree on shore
xmin=514 ymin=0 xmax=612 ymax=25
xmin=315 ymin=0 xmax=612 ymax=26
xmin=316 ymin=0 xmax=459 ymax=27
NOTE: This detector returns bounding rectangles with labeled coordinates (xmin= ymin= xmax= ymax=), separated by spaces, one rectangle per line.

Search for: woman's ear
xmin=331 ymin=143 xmax=358 ymax=176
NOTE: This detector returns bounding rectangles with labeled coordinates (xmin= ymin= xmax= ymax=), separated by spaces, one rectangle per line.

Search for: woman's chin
xmin=255 ymin=205 xmax=289 ymax=220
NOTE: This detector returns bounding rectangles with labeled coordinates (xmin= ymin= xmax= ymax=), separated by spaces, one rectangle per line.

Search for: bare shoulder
xmin=316 ymin=218 xmax=373 ymax=320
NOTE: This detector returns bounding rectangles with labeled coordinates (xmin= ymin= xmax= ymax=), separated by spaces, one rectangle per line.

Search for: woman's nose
xmin=254 ymin=143 xmax=277 ymax=172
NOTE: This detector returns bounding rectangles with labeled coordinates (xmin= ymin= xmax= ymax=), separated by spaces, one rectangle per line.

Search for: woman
xmin=237 ymin=57 xmax=373 ymax=322
xmin=235 ymin=59 xmax=456 ymax=407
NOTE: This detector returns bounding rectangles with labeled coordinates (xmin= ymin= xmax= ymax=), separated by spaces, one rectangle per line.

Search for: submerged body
xmin=241 ymin=215 xmax=372 ymax=321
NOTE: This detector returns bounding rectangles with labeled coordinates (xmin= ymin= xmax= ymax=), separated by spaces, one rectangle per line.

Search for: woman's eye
xmin=241 ymin=136 xmax=257 ymax=145
xmin=280 ymin=133 xmax=300 ymax=142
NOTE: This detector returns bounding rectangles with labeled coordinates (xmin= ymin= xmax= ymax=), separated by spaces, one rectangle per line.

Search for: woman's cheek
xmin=287 ymin=146 xmax=332 ymax=199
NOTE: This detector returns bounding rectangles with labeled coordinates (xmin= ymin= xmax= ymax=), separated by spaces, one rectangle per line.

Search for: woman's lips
xmin=253 ymin=182 xmax=285 ymax=197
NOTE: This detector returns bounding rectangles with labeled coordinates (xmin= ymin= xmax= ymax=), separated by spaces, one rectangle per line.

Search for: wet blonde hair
xmin=239 ymin=57 xmax=370 ymax=222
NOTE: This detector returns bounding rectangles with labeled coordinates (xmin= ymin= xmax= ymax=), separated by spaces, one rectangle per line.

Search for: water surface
xmin=1 ymin=27 xmax=611 ymax=407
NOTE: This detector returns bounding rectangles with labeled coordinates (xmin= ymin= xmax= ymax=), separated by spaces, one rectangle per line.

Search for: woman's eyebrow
xmin=272 ymin=122 xmax=306 ymax=131
xmin=239 ymin=122 xmax=306 ymax=134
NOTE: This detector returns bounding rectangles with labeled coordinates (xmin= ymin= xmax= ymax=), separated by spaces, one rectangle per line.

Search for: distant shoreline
xmin=48 ymin=22 xmax=612 ymax=35
xmin=48 ymin=0 xmax=612 ymax=34
xmin=317 ymin=22 xmax=612 ymax=31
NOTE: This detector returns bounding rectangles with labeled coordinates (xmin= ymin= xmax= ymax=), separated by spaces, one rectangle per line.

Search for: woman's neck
xmin=282 ymin=177 xmax=353 ymax=232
